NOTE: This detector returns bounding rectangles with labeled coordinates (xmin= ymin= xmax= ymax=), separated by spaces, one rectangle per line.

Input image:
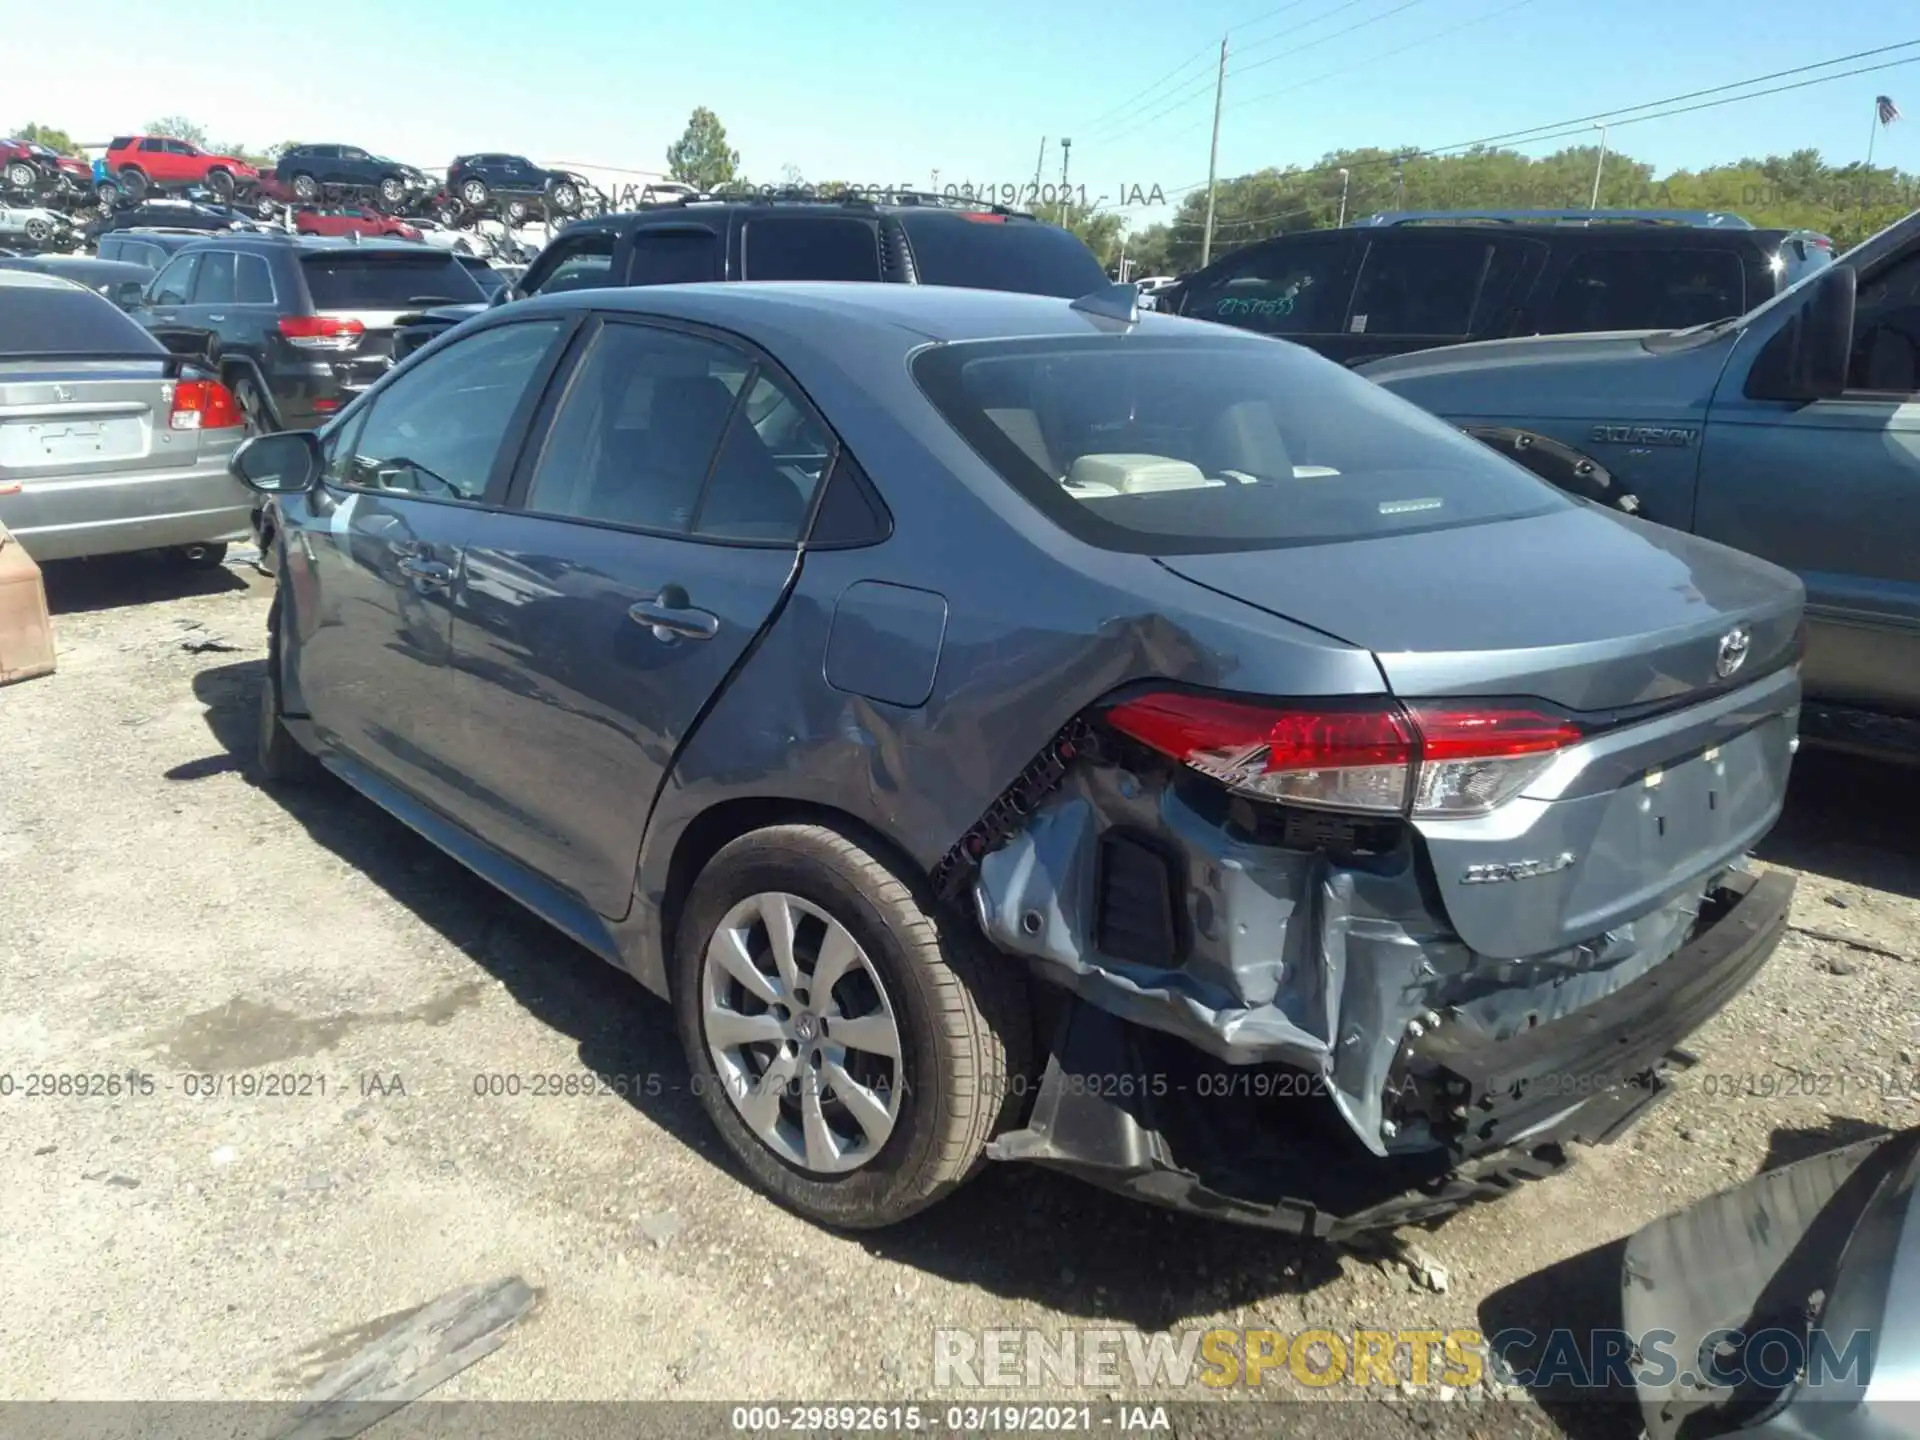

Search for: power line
xmin=1078 ymin=46 xmax=1216 ymax=133
xmin=1230 ymin=0 xmax=1434 ymax=80
xmin=1155 ymin=48 xmax=1920 ymax=230
xmin=1228 ymin=0 xmax=1381 ymax=59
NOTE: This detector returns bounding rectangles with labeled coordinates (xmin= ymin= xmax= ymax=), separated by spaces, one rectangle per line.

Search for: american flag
xmin=1877 ymin=94 xmax=1902 ymax=125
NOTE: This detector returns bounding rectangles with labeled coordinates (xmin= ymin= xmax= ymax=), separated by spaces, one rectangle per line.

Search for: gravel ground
xmin=1 ymin=553 xmax=1915 ymax=1439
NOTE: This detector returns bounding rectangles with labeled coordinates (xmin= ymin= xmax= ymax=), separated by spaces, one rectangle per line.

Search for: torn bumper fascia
xmin=973 ymin=763 xmax=1793 ymax=1161
xmin=1621 ymin=1125 xmax=1920 ymax=1440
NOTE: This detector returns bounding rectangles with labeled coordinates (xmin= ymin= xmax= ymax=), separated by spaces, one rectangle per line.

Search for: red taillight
xmin=959 ymin=213 xmax=1009 ymax=223
xmin=1106 ymin=693 xmax=1583 ymax=819
xmin=169 ymin=379 xmax=243 ymax=431
xmin=279 ymin=315 xmax=364 ymax=350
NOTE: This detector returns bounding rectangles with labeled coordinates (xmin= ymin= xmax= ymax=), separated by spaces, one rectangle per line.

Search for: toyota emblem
xmin=1715 ymin=625 xmax=1752 ymax=679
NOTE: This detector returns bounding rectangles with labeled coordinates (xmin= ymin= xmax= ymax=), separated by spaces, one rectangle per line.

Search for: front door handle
xmin=398 ymin=556 xmax=454 ymax=587
xmin=629 ymin=585 xmax=719 ymax=641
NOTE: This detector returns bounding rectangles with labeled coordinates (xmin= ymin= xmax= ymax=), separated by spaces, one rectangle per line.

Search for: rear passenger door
xmin=1175 ymin=233 xmax=1362 ymax=353
xmin=444 ymin=316 xmax=832 ymax=914
xmin=1320 ymin=232 xmax=1543 ymax=366
xmin=191 ymin=249 xmax=282 ymax=404
xmin=622 ymin=226 xmax=724 ymax=284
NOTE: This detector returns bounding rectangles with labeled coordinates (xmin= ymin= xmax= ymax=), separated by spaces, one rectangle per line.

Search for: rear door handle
xmin=398 ymin=556 xmax=454 ymax=587
xmin=629 ymin=585 xmax=719 ymax=641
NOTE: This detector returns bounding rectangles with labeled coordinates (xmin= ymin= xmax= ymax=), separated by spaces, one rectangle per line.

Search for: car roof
xmin=511 ymin=280 xmax=1250 ymax=346
xmin=564 ymin=192 xmax=1049 ymax=235
xmin=0 ymin=269 xmax=89 ymax=291
xmin=0 ymin=256 xmax=151 ymax=277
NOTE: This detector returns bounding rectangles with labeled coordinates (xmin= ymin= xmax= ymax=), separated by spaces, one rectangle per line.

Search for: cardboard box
xmin=0 ymin=513 xmax=56 ymax=685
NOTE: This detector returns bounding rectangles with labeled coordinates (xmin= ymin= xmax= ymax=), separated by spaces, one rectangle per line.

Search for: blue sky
xmin=9 ymin=0 xmax=1916 ymax=226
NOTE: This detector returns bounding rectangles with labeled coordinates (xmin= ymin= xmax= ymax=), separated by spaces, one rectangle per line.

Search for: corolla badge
xmin=1715 ymin=625 xmax=1752 ymax=679
xmin=1461 ymin=853 xmax=1576 ymax=885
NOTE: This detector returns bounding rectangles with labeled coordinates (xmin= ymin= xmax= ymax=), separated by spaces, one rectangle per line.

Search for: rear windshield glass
xmin=896 ymin=214 xmax=1108 ymax=298
xmin=911 ymin=334 xmax=1569 ymax=554
xmin=0 ymin=279 xmax=165 ymax=358
xmin=300 ymin=254 xmax=485 ymax=309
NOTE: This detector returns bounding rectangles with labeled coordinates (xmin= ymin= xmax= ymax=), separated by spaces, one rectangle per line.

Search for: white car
xmin=0 ymin=203 xmax=72 ymax=248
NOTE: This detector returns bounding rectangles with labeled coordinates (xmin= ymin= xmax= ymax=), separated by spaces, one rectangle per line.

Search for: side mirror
xmin=231 ymin=431 xmax=322 ymax=494
xmin=1747 ymin=264 xmax=1856 ymax=402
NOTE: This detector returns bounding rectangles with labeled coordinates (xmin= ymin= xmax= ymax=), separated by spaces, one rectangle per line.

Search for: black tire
xmin=233 ymin=376 xmax=271 ymax=436
xmin=23 ymin=217 xmax=52 ymax=244
xmin=291 ymin=173 xmax=319 ymax=203
xmin=255 ymin=193 xmax=277 ymax=220
xmin=673 ymin=823 xmax=1028 ymax=1230
xmin=97 ymin=180 xmax=120 ymax=207
xmin=460 ymin=177 xmax=491 ymax=209
xmin=175 ymin=542 xmax=228 ymax=570
xmin=118 ymin=167 xmax=147 ymax=202
xmin=547 ymin=180 xmax=580 ymax=215
xmin=503 ymin=199 xmax=529 ymax=226
xmin=4 ymin=159 xmax=36 ymax=190
xmin=257 ymin=595 xmax=319 ymax=784
xmin=206 ymin=168 xmax=235 ymax=200
xmin=378 ymin=175 xmax=407 ymax=208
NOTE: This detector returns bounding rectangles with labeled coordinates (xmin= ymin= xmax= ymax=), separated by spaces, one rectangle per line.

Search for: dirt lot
xmin=2 ymin=553 xmax=1915 ymax=1436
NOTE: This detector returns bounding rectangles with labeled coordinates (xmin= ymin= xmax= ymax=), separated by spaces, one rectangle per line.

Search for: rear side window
xmin=300 ymin=254 xmax=485 ymax=309
xmin=894 ymin=213 xmax=1107 ymax=298
xmin=625 ymin=229 xmax=721 ymax=285
xmin=911 ymin=334 xmax=1567 ymax=555
xmin=742 ymin=217 xmax=881 ymax=281
xmin=1347 ymin=237 xmax=1497 ymax=338
xmin=0 ymin=279 xmax=166 ymax=357
xmin=1541 ymin=248 xmax=1746 ymax=333
xmin=1179 ymin=238 xmax=1355 ymax=335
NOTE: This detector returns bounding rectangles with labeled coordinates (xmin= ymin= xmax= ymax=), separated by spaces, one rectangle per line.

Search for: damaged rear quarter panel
xmin=623 ymin=331 xmax=1385 ymax=992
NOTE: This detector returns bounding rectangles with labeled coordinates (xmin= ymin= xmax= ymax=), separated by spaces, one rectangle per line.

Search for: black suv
xmin=129 ymin=233 xmax=489 ymax=432
xmin=273 ymin=144 xmax=435 ymax=210
xmin=94 ymin=229 xmax=217 ymax=269
xmin=446 ymin=154 xmax=590 ymax=221
xmin=390 ymin=191 xmax=1110 ymax=360
xmin=1166 ymin=208 xmax=1836 ymax=365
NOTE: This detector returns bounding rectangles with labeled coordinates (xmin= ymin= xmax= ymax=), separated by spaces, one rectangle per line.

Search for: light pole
xmin=1589 ymin=123 xmax=1609 ymax=211
xmin=1059 ymin=137 xmax=1072 ymax=223
xmin=1336 ymin=167 xmax=1350 ymax=227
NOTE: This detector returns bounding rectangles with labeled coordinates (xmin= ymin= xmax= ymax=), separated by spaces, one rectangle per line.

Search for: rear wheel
xmin=547 ymin=180 xmax=580 ymax=214
xmin=460 ymin=178 xmax=491 ymax=209
xmin=673 ymin=824 xmax=1027 ymax=1229
xmin=206 ymin=168 xmax=235 ymax=200
xmin=257 ymin=595 xmax=319 ymax=784
xmin=118 ymin=167 xmax=148 ymax=202
xmin=233 ymin=376 xmax=271 ymax=436
xmin=290 ymin=173 xmax=319 ymax=203
xmin=4 ymin=159 xmax=35 ymax=190
xmin=503 ymin=199 xmax=529 ymax=226
xmin=378 ymin=175 xmax=407 ymax=208
xmin=23 ymin=217 xmax=52 ymax=244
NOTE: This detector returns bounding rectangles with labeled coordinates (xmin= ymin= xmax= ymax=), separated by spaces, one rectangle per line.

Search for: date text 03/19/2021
xmin=689 ymin=182 xmax=1170 ymax=209
xmin=728 ymin=1404 xmax=1169 ymax=1434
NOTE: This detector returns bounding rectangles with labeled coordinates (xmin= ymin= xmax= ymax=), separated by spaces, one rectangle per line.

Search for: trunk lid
xmin=0 ymin=362 xmax=199 ymax=482
xmin=297 ymin=250 xmax=487 ymax=391
xmin=1158 ymin=506 xmax=1806 ymax=959
xmin=1157 ymin=505 xmax=1802 ymax=712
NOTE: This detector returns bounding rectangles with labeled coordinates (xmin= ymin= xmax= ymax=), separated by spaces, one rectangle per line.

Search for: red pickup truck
xmin=104 ymin=135 xmax=259 ymax=201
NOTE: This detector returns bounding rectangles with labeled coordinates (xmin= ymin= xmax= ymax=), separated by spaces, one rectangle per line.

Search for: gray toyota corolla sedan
xmin=231 ymin=280 xmax=1805 ymax=1236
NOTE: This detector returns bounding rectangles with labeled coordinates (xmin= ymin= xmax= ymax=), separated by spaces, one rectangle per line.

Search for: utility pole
xmin=1059 ymin=137 xmax=1072 ymax=223
xmin=1336 ymin=167 xmax=1350 ymax=228
xmin=1589 ymin=123 xmax=1608 ymax=211
xmin=1200 ymin=34 xmax=1228 ymax=267
xmin=1031 ymin=136 xmax=1047 ymax=208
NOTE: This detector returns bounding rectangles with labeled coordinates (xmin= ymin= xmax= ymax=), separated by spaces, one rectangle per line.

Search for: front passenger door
xmin=290 ymin=319 xmax=573 ymax=814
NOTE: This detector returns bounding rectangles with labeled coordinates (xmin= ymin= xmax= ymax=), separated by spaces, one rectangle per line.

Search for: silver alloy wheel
xmin=24 ymin=217 xmax=51 ymax=242
xmin=293 ymin=174 xmax=318 ymax=202
xmin=5 ymin=161 xmax=35 ymax=189
xmin=462 ymin=179 xmax=488 ymax=206
xmin=701 ymin=891 xmax=903 ymax=1175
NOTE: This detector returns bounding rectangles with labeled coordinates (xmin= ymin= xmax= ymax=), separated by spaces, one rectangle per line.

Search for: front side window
xmin=530 ymin=234 xmax=617 ymax=295
xmin=1541 ymin=248 xmax=1746 ymax=334
xmin=912 ymin=334 xmax=1568 ymax=555
xmin=1847 ymin=248 xmax=1920 ymax=393
xmin=149 ymin=253 xmax=198 ymax=305
xmin=1347 ymin=237 xmax=1496 ymax=338
xmin=192 ymin=251 xmax=236 ymax=305
xmin=1180 ymin=239 xmax=1353 ymax=335
xmin=335 ymin=321 xmax=562 ymax=501
xmin=524 ymin=323 xmax=827 ymax=541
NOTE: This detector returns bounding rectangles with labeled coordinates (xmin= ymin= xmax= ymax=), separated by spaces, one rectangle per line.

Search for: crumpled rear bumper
xmin=1622 ymin=1124 xmax=1920 ymax=1440
xmin=986 ymin=870 xmax=1795 ymax=1237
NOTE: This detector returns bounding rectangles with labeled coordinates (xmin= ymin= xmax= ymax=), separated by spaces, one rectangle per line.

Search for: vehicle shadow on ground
xmin=1476 ymin=1115 xmax=1902 ymax=1440
xmin=1756 ymin=748 xmax=1920 ymax=900
xmin=185 ymin=660 xmax=1342 ymax=1328
xmin=40 ymin=551 xmax=253 ymax=615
